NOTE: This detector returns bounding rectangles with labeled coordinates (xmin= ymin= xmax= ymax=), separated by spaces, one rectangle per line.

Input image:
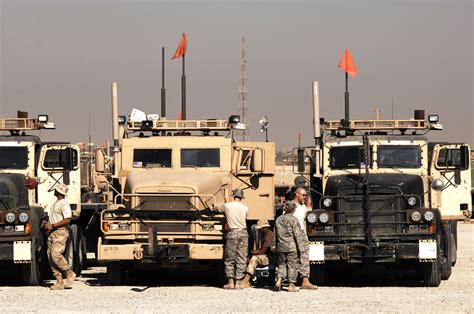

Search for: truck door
xmin=231 ymin=142 xmax=275 ymax=220
xmin=430 ymin=144 xmax=471 ymax=220
xmin=37 ymin=144 xmax=81 ymax=214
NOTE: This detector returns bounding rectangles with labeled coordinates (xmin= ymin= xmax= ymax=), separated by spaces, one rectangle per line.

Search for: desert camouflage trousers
xmin=277 ymin=251 xmax=299 ymax=283
xmin=224 ymin=229 xmax=248 ymax=280
xmin=47 ymin=228 xmax=70 ymax=277
xmin=246 ymin=254 xmax=269 ymax=276
xmin=299 ymin=239 xmax=310 ymax=278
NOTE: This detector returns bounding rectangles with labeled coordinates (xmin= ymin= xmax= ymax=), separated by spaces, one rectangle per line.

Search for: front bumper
xmin=97 ymin=238 xmax=224 ymax=262
xmin=308 ymin=239 xmax=438 ymax=263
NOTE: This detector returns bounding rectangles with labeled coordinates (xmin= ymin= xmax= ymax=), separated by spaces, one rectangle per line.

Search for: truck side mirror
xmin=64 ymin=147 xmax=75 ymax=171
xmin=297 ymin=148 xmax=305 ymax=173
xmin=252 ymin=149 xmax=263 ymax=173
xmin=95 ymin=149 xmax=105 ymax=173
xmin=454 ymin=170 xmax=461 ymax=185
xmin=460 ymin=145 xmax=469 ymax=170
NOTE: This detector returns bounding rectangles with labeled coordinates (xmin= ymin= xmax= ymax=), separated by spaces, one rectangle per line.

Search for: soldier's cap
xmin=54 ymin=183 xmax=68 ymax=196
xmin=284 ymin=200 xmax=297 ymax=212
xmin=231 ymin=189 xmax=244 ymax=199
xmin=256 ymin=219 xmax=270 ymax=229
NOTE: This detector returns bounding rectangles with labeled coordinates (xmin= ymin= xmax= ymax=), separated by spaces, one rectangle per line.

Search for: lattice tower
xmin=236 ymin=37 xmax=250 ymax=141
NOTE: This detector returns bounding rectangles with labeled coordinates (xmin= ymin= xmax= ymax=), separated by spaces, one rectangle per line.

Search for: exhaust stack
xmin=312 ymin=81 xmax=322 ymax=178
xmin=111 ymin=82 xmax=121 ymax=176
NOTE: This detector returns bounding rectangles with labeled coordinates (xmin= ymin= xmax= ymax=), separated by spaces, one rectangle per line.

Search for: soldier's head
xmin=256 ymin=219 xmax=270 ymax=232
xmin=54 ymin=184 xmax=68 ymax=199
xmin=293 ymin=186 xmax=307 ymax=205
xmin=231 ymin=189 xmax=244 ymax=201
xmin=283 ymin=200 xmax=297 ymax=214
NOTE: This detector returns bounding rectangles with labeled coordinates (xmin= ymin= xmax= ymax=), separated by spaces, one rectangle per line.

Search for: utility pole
xmin=236 ymin=36 xmax=250 ymax=141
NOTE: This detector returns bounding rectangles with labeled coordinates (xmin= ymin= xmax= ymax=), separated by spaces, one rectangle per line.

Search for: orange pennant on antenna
xmin=338 ymin=48 xmax=358 ymax=77
xmin=171 ymin=33 xmax=187 ymax=60
xmin=177 ymin=112 xmax=183 ymax=120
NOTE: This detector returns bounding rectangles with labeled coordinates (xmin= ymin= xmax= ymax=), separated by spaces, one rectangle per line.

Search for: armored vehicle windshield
xmin=0 ymin=146 xmax=28 ymax=169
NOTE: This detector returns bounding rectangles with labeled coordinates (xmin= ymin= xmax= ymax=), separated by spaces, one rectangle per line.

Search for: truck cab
xmin=0 ymin=115 xmax=84 ymax=285
xmin=97 ymin=107 xmax=275 ymax=285
xmin=301 ymin=83 xmax=471 ymax=287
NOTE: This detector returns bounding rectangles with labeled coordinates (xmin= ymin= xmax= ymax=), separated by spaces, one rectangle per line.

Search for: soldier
xmin=42 ymin=184 xmax=76 ymax=290
xmin=293 ymin=186 xmax=318 ymax=290
xmin=273 ymin=200 xmax=307 ymax=292
xmin=213 ymin=189 xmax=248 ymax=289
xmin=240 ymin=219 xmax=274 ymax=288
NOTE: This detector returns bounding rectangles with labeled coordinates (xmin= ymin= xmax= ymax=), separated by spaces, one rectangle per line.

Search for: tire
xmin=451 ymin=221 xmax=457 ymax=266
xmin=450 ymin=234 xmax=457 ymax=267
xmin=65 ymin=225 xmax=85 ymax=276
xmin=310 ymin=264 xmax=328 ymax=286
xmin=441 ymin=232 xmax=453 ymax=280
xmin=107 ymin=261 xmax=126 ymax=285
xmin=23 ymin=254 xmax=42 ymax=286
xmin=422 ymin=238 xmax=442 ymax=287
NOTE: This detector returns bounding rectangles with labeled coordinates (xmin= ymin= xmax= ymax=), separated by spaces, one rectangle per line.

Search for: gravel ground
xmin=0 ymin=223 xmax=472 ymax=313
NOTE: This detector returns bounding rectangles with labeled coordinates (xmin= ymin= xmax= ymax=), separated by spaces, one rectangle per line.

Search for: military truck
xmin=297 ymin=82 xmax=471 ymax=287
xmin=0 ymin=114 xmax=100 ymax=285
xmin=96 ymin=83 xmax=275 ymax=285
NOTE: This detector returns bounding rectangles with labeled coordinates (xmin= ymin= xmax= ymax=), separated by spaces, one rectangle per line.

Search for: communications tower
xmin=236 ymin=37 xmax=250 ymax=141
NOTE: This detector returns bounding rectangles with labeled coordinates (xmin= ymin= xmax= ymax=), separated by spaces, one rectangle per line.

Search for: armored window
xmin=181 ymin=148 xmax=220 ymax=167
xmin=436 ymin=148 xmax=467 ymax=170
xmin=133 ymin=149 xmax=172 ymax=168
xmin=43 ymin=149 xmax=79 ymax=169
xmin=0 ymin=147 xmax=28 ymax=169
xmin=329 ymin=146 xmax=371 ymax=169
xmin=377 ymin=145 xmax=421 ymax=168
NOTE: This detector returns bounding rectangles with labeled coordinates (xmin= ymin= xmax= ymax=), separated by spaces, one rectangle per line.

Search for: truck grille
xmin=138 ymin=196 xmax=192 ymax=210
xmin=336 ymin=195 xmax=405 ymax=239
xmin=139 ymin=222 xmax=191 ymax=233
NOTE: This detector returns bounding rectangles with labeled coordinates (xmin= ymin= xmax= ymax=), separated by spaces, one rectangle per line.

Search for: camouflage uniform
xmin=274 ymin=213 xmax=307 ymax=283
xmin=47 ymin=228 xmax=70 ymax=277
xmin=224 ymin=229 xmax=249 ymax=280
xmin=294 ymin=202 xmax=311 ymax=278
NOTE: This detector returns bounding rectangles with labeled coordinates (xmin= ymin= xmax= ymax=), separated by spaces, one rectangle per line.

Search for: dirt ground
xmin=0 ymin=222 xmax=472 ymax=313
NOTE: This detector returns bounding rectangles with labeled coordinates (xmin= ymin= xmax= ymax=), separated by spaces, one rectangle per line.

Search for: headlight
xmin=431 ymin=179 xmax=444 ymax=191
xmin=108 ymin=223 xmax=131 ymax=231
xmin=5 ymin=212 xmax=16 ymax=224
xmin=19 ymin=212 xmax=29 ymax=223
xmin=319 ymin=212 xmax=329 ymax=224
xmin=410 ymin=211 xmax=421 ymax=222
xmin=423 ymin=211 xmax=434 ymax=222
xmin=306 ymin=212 xmax=318 ymax=224
xmin=322 ymin=198 xmax=332 ymax=207
xmin=407 ymin=197 xmax=417 ymax=207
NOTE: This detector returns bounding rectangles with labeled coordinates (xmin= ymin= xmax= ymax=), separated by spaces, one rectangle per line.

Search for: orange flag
xmin=306 ymin=196 xmax=312 ymax=209
xmin=338 ymin=48 xmax=358 ymax=77
xmin=171 ymin=33 xmax=187 ymax=60
xmin=177 ymin=112 xmax=183 ymax=120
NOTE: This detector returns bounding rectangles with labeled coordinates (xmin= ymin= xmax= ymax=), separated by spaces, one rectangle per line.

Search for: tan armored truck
xmin=0 ymin=114 xmax=91 ymax=285
xmin=96 ymin=83 xmax=275 ymax=285
xmin=297 ymin=82 xmax=471 ymax=287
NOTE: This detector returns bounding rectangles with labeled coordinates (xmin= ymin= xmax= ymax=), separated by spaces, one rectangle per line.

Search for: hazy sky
xmin=0 ymin=0 xmax=472 ymax=150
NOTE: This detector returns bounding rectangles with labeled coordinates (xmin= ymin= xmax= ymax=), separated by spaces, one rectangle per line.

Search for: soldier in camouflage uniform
xmin=42 ymin=184 xmax=76 ymax=290
xmin=273 ymin=200 xmax=307 ymax=292
xmin=293 ymin=186 xmax=318 ymax=289
xmin=213 ymin=189 xmax=249 ymax=289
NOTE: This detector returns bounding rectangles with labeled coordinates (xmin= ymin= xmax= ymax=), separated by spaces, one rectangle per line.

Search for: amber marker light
xmin=25 ymin=223 xmax=31 ymax=235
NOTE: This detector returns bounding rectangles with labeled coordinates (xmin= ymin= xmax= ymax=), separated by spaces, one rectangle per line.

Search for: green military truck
xmin=0 ymin=114 xmax=102 ymax=285
xmin=298 ymin=82 xmax=471 ymax=287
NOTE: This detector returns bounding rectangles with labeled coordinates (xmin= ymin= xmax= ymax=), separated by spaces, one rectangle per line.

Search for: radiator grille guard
xmin=337 ymin=195 xmax=405 ymax=240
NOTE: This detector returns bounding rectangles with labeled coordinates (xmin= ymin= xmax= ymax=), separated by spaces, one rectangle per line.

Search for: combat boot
xmin=50 ymin=275 xmax=65 ymax=290
xmin=223 ymin=278 xmax=235 ymax=290
xmin=288 ymin=283 xmax=298 ymax=292
xmin=301 ymin=277 xmax=318 ymax=290
xmin=274 ymin=277 xmax=282 ymax=291
xmin=64 ymin=269 xmax=76 ymax=289
xmin=239 ymin=274 xmax=252 ymax=288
